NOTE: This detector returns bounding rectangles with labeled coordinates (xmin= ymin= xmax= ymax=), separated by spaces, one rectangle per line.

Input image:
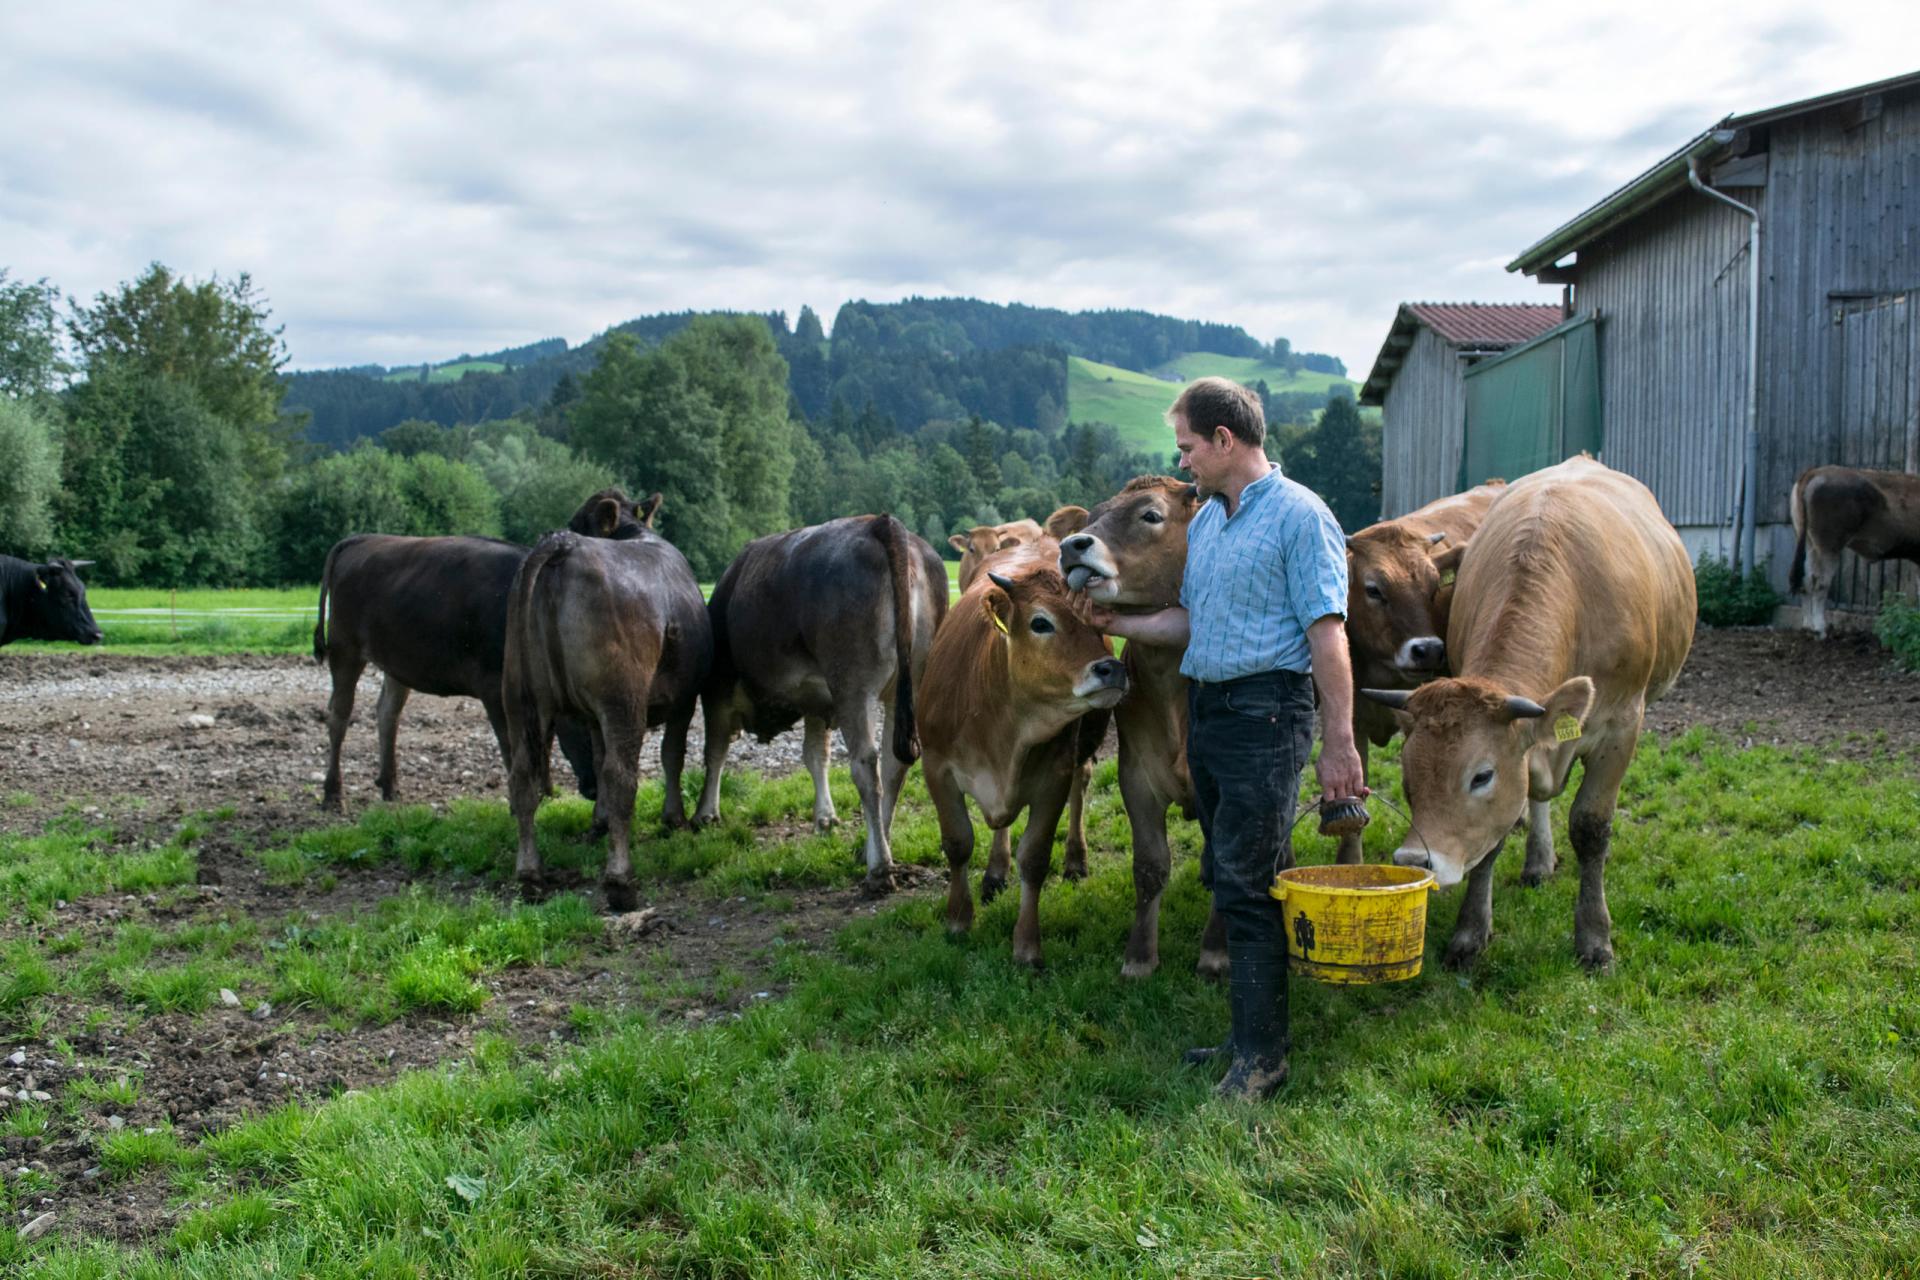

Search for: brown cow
xmin=919 ymin=540 xmax=1128 ymax=966
xmin=312 ymin=490 xmax=660 ymax=811
xmin=1363 ymin=456 xmax=1694 ymax=970
xmin=502 ymin=498 xmax=712 ymax=910
xmin=949 ymin=519 xmax=1044 ymax=590
xmin=1051 ymin=477 xmax=1212 ymax=978
xmin=1341 ymin=481 xmax=1506 ymax=864
xmin=1790 ymin=465 xmax=1920 ymax=637
xmin=694 ymin=515 xmax=948 ymax=889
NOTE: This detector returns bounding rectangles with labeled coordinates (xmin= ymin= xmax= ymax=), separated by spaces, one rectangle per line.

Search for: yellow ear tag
xmin=1554 ymin=715 xmax=1582 ymax=743
xmin=990 ymin=608 xmax=1009 ymax=635
xmin=1440 ymin=569 xmax=1457 ymax=588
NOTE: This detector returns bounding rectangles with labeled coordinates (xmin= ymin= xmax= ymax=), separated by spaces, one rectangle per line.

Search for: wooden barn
xmin=1361 ymin=302 xmax=1566 ymax=517
xmin=1499 ymin=70 xmax=1920 ymax=621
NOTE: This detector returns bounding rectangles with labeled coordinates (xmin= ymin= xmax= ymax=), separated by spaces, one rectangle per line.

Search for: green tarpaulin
xmin=1459 ymin=314 xmax=1602 ymax=489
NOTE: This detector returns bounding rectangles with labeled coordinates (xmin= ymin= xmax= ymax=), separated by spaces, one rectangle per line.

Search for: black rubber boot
xmin=1216 ymin=941 xmax=1289 ymax=1102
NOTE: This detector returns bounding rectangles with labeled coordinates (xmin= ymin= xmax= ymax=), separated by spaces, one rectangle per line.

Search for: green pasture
xmin=1066 ymin=357 xmax=1187 ymax=452
xmin=4 ymin=730 xmax=1918 ymax=1276
xmin=380 ymin=360 xmax=508 ymax=384
xmin=1147 ymin=352 xmax=1357 ymax=399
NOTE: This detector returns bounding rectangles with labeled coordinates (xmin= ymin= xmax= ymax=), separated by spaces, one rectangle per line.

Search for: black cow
xmin=694 ymin=515 xmax=948 ymax=889
xmin=311 ymin=490 xmax=660 ymax=811
xmin=0 ymin=557 xmax=103 ymax=647
xmin=503 ymin=504 xmax=712 ymax=910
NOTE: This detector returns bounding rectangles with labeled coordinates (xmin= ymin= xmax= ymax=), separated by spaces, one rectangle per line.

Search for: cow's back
xmin=325 ymin=535 xmax=525 ymax=698
xmin=1394 ymin=481 xmax=1505 ymax=545
xmin=1451 ymin=457 xmax=1693 ymax=710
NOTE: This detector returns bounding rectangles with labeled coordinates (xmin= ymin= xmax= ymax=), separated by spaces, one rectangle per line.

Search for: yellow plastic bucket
xmin=1268 ymin=864 xmax=1435 ymax=984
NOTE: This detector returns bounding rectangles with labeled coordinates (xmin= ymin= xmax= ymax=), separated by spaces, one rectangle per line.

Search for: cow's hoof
xmin=1520 ymin=864 xmax=1555 ymax=888
xmin=1119 ymin=956 xmax=1159 ymax=980
xmin=979 ymin=872 xmax=1006 ymax=904
xmin=586 ymin=819 xmax=610 ymax=843
xmin=861 ymin=867 xmax=896 ymax=897
xmin=1577 ymin=942 xmax=1615 ymax=972
xmin=1195 ymin=949 xmax=1230 ymax=982
xmin=1062 ymin=861 xmax=1089 ymax=883
xmin=813 ymin=815 xmax=839 ymax=834
xmin=690 ymin=810 xmax=718 ymax=830
xmin=320 ymin=793 xmax=344 ymax=813
xmin=1442 ymin=936 xmax=1488 ymax=970
xmin=662 ymin=814 xmax=694 ymax=834
xmin=603 ymin=878 xmax=639 ymax=913
xmin=1011 ymin=947 xmax=1045 ymax=970
xmin=515 ymin=874 xmax=550 ymax=904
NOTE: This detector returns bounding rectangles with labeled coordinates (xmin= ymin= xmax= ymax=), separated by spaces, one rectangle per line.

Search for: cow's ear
xmin=948 ymin=533 xmax=971 ymax=555
xmin=1529 ymin=676 xmax=1595 ymax=747
xmin=35 ymin=564 xmax=53 ymax=590
xmin=639 ymin=492 xmax=664 ymax=528
xmin=1045 ymin=506 xmax=1089 ymax=539
xmin=982 ymin=583 xmax=1013 ymax=636
xmin=1430 ymin=543 xmax=1466 ymax=575
xmin=591 ymin=497 xmax=622 ymax=537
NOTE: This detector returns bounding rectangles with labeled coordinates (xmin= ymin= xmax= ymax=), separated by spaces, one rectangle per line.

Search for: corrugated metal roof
xmin=1359 ymin=303 xmax=1565 ymax=405
xmin=1509 ymin=69 xmax=1920 ymax=276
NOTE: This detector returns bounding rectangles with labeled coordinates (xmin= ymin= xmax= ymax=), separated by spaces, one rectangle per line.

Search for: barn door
xmin=1827 ymin=292 xmax=1919 ymax=609
xmin=1458 ymin=314 xmax=1601 ymax=490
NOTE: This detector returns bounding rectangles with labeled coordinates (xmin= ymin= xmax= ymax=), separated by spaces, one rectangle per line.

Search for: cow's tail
xmin=506 ymin=534 xmax=573 ymax=776
xmin=312 ymin=539 xmax=347 ymax=663
xmin=874 ymin=514 xmax=921 ymax=764
xmin=1788 ymin=469 xmax=1811 ymax=594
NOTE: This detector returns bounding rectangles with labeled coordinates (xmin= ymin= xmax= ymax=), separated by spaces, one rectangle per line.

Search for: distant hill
xmin=281 ymin=297 xmax=1350 ymax=452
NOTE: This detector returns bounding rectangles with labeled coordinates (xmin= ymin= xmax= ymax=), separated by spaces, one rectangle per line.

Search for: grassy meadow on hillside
xmin=1067 ymin=355 xmax=1363 ymax=452
xmin=4 ymin=729 xmax=1917 ymax=1276
xmin=1147 ymin=352 xmax=1356 ymax=397
xmin=380 ymin=360 xmax=509 ymax=384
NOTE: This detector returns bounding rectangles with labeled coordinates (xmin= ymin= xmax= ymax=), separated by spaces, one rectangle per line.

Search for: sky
xmin=3 ymin=2 xmax=1916 ymax=378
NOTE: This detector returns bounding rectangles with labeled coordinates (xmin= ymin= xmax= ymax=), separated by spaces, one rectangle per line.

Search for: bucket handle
xmin=1287 ymin=793 xmax=1437 ymax=865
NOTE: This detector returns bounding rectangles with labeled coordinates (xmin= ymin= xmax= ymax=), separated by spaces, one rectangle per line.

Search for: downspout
xmin=1688 ymin=142 xmax=1760 ymax=576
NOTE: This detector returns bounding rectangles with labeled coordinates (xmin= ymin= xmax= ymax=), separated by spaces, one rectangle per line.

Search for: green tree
xmin=398 ymin=453 xmax=501 ymax=539
xmin=668 ymin=316 xmax=796 ymax=551
xmin=912 ymin=442 xmax=983 ymax=531
xmin=0 ymin=271 xmax=69 ymax=397
xmin=381 ymin=418 xmax=469 ymax=460
xmin=0 ymin=396 xmax=63 ymax=554
xmin=470 ymin=430 xmax=618 ymax=546
xmin=788 ymin=427 xmax=831 ymax=527
xmin=1286 ymin=394 xmax=1382 ymax=531
xmin=959 ymin=415 xmax=1002 ymax=495
xmin=270 ymin=448 xmax=415 ymax=583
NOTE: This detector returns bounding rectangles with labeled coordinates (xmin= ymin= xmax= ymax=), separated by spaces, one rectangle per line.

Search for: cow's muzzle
xmin=1394 ymin=636 xmax=1445 ymax=673
xmin=1058 ymin=537 xmax=1118 ymax=595
xmin=1075 ymin=657 xmax=1128 ymax=707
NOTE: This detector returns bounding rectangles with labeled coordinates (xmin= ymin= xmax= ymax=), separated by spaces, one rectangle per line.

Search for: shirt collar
xmin=1209 ymin=462 xmax=1281 ymax=513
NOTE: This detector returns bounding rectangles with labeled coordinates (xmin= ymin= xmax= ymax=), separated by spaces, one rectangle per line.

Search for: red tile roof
xmin=1403 ymin=302 xmax=1565 ymax=348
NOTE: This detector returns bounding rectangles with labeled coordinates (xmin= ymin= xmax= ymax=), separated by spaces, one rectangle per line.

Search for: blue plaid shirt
xmin=1179 ymin=463 xmax=1349 ymax=681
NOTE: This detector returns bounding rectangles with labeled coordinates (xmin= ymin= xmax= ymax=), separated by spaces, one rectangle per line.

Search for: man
xmin=1073 ymin=377 xmax=1366 ymax=1101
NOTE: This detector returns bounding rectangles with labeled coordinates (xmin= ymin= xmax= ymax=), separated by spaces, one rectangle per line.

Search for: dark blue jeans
xmin=1187 ymin=670 xmax=1317 ymax=951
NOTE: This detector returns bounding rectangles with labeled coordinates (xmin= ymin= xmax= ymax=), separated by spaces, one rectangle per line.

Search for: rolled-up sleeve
xmin=1287 ymin=502 xmax=1349 ymax=629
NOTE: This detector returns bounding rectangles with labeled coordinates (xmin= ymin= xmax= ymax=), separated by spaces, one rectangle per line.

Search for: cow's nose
xmin=1408 ymin=638 xmax=1443 ymax=667
xmin=1392 ymin=847 xmax=1431 ymax=870
xmin=1091 ymin=657 xmax=1124 ymax=683
xmin=1065 ymin=534 xmax=1093 ymax=553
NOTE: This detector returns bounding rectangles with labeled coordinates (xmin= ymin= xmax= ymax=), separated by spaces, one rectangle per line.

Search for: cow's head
xmin=1050 ymin=476 xmax=1201 ymax=609
xmin=950 ymin=520 xmax=1043 ymax=590
xmin=568 ymin=489 xmax=662 ymax=540
xmin=1345 ymin=525 xmax=1466 ymax=687
xmin=1364 ymin=675 xmax=1594 ymax=888
xmin=980 ymin=567 xmax=1127 ymax=720
xmin=29 ymin=559 xmax=104 ymax=646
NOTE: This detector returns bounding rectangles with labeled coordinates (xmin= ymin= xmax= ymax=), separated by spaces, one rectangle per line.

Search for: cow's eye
xmin=1364 ymin=582 xmax=1384 ymax=601
xmin=1029 ymin=615 xmax=1055 ymax=636
xmin=1469 ymin=767 xmax=1495 ymax=792
xmin=1142 ymin=509 xmax=1164 ymax=524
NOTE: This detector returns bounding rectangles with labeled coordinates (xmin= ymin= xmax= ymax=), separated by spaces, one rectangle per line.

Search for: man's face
xmin=1173 ymin=413 xmax=1230 ymax=495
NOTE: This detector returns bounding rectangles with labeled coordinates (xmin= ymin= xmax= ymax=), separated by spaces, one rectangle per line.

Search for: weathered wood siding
xmin=1380 ymin=326 xmax=1466 ymax=517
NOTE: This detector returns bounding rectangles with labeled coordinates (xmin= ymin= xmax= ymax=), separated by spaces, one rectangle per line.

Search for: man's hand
xmin=1316 ymin=738 xmax=1369 ymax=805
xmin=1067 ymin=592 xmax=1117 ymax=633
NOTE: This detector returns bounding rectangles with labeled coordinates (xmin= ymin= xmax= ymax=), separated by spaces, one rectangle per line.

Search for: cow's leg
xmin=803 ymin=715 xmax=838 ymax=833
xmin=1569 ymin=736 xmax=1633 ymax=971
xmin=506 ymin=705 xmax=555 ymax=896
xmin=981 ymin=822 xmax=1013 ymax=903
xmin=1805 ymin=541 xmax=1838 ymax=638
xmin=693 ymin=693 xmax=735 ymax=827
xmin=1442 ymin=843 xmax=1502 ymax=969
xmin=481 ymin=698 xmax=514 ymax=778
xmin=1520 ymin=798 xmax=1557 ymax=886
xmin=877 ymin=699 xmax=911 ymax=843
xmin=321 ymin=655 xmax=366 ymax=812
xmin=599 ymin=716 xmax=647 ymax=914
xmin=372 ymin=677 xmax=410 ymax=802
xmin=555 ymin=716 xmax=598 ymax=803
xmin=1062 ymin=759 xmax=1092 ymax=881
xmin=925 ymin=765 xmax=976 ymax=934
xmin=585 ymin=720 xmax=611 ymax=842
xmin=659 ymin=706 xmax=695 ymax=832
xmin=1119 ymin=765 xmax=1171 ymax=980
xmin=1336 ymin=735 xmax=1370 ymax=865
xmin=1011 ymin=779 xmax=1072 ymax=968
xmin=838 ymin=700 xmax=894 ymax=891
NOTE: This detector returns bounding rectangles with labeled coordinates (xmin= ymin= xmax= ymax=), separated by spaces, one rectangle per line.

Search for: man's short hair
xmin=1170 ymin=377 xmax=1265 ymax=447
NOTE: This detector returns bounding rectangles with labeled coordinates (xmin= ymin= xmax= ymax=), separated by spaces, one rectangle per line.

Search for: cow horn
xmin=1360 ymin=688 xmax=1412 ymax=709
xmin=68 ymin=559 xmax=96 ymax=570
xmin=1427 ymin=531 xmax=1448 ymax=545
xmin=986 ymin=572 xmax=1015 ymax=593
xmin=1503 ymin=696 xmax=1547 ymax=720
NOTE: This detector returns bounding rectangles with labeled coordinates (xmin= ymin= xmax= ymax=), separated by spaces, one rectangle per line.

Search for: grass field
xmin=380 ymin=360 xmax=508 ymax=384
xmin=4 ymin=729 xmax=1917 ymax=1276
xmin=1067 ymin=356 xmax=1362 ymax=453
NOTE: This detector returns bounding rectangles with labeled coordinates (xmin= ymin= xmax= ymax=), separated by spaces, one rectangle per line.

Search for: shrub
xmin=1876 ymin=593 xmax=1920 ymax=672
xmin=1694 ymin=553 xmax=1781 ymax=627
xmin=0 ymin=396 xmax=62 ymax=555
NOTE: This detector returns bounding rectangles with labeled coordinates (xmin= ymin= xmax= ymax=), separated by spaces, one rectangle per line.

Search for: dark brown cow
xmin=1052 ymin=477 xmax=1211 ymax=978
xmin=1341 ymin=481 xmax=1505 ymax=864
xmin=312 ymin=491 xmax=660 ymax=811
xmin=1791 ymin=465 xmax=1920 ymax=637
xmin=949 ymin=518 xmax=1044 ymax=590
xmin=694 ymin=515 xmax=948 ymax=889
xmin=502 ymin=500 xmax=711 ymax=910
xmin=919 ymin=540 xmax=1127 ymax=966
xmin=1365 ymin=456 xmax=1694 ymax=971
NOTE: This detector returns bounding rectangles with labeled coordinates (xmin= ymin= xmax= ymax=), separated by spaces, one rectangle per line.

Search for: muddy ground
xmin=1 ymin=626 xmax=1915 ymax=1246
